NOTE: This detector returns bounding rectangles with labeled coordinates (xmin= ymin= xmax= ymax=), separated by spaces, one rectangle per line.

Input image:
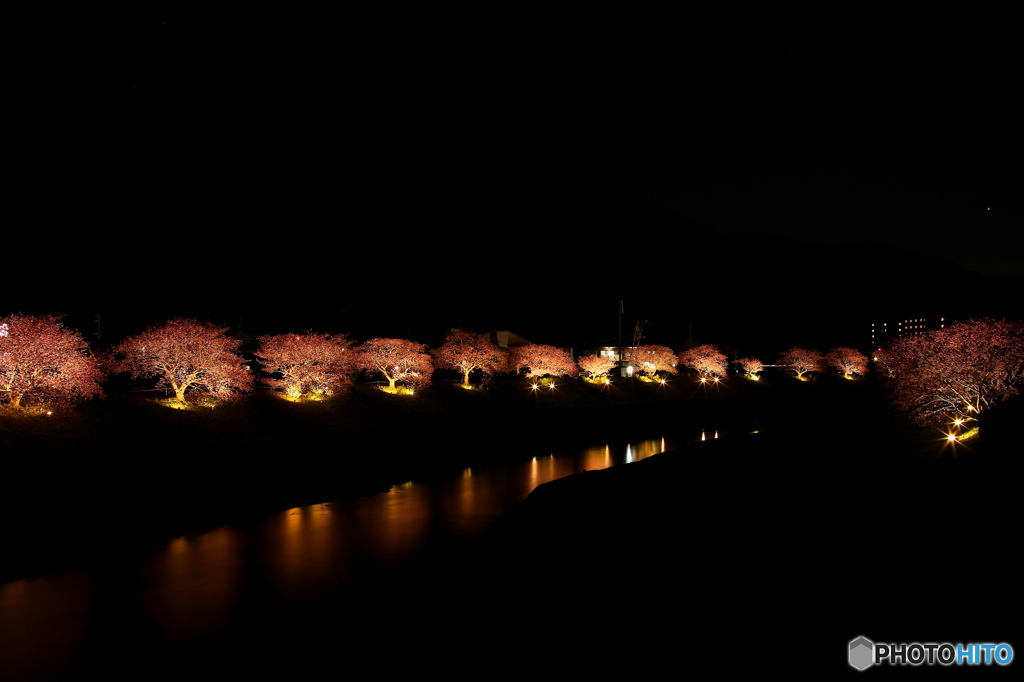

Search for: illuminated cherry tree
xmin=777 ymin=347 xmax=825 ymax=378
xmin=356 ymin=338 xmax=434 ymax=390
xmin=678 ymin=344 xmax=728 ymax=377
xmin=431 ymin=329 xmax=508 ymax=385
xmin=256 ymin=332 xmax=355 ymax=399
xmin=881 ymin=318 xmax=1024 ymax=425
xmin=873 ymin=349 xmax=896 ymax=378
xmin=577 ymin=354 xmax=617 ymax=378
xmin=0 ymin=313 xmax=104 ymax=409
xmin=114 ymin=318 xmax=254 ymax=404
xmin=509 ymin=344 xmax=578 ymax=379
xmin=623 ymin=345 xmax=677 ymax=379
xmin=825 ymin=347 xmax=869 ymax=377
xmin=737 ymin=357 xmax=764 ymax=376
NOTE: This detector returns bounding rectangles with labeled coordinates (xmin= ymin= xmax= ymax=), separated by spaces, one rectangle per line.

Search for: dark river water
xmin=0 ymin=428 xmax=723 ymax=678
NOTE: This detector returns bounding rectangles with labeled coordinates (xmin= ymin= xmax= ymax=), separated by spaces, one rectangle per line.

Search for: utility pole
xmin=632 ymin=319 xmax=645 ymax=348
xmin=618 ymin=300 xmax=624 ymax=376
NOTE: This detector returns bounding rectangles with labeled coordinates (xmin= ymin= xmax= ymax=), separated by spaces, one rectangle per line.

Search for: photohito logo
xmin=849 ymin=636 xmax=1013 ymax=670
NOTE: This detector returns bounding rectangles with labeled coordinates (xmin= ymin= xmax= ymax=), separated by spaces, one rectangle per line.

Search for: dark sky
xmin=499 ymin=32 xmax=1021 ymax=275
xmin=7 ymin=21 xmax=1021 ymax=354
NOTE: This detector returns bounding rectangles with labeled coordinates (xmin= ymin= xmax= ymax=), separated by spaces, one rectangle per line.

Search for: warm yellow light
xmin=713 ymin=377 xmax=719 ymax=383
xmin=953 ymin=419 xmax=964 ymax=425
xmin=700 ymin=378 xmax=707 ymax=383
xmin=379 ymin=385 xmax=415 ymax=395
xmin=946 ymin=433 xmax=957 ymax=441
xmin=959 ymin=427 xmax=979 ymax=441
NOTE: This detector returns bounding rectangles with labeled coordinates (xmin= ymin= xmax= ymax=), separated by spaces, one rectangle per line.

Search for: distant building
xmin=870 ymin=314 xmax=952 ymax=349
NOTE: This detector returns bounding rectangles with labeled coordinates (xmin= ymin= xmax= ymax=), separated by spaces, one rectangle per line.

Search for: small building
xmin=574 ymin=345 xmax=639 ymax=377
xmin=486 ymin=330 xmax=534 ymax=348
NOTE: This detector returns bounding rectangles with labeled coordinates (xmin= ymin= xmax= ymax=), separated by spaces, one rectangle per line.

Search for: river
xmin=0 ymin=428 xmax=723 ymax=679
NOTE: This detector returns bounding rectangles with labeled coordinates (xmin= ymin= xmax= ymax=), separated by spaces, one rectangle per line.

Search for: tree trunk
xmin=10 ymin=392 xmax=22 ymax=409
xmin=463 ymin=371 xmax=471 ymax=385
xmin=174 ymin=385 xmax=188 ymax=404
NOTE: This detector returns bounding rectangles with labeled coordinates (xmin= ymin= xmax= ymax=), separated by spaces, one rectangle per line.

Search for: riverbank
xmin=1 ymin=375 xmax=729 ymax=466
xmin=0 ymin=371 xmax=994 ymax=585
xmin=1 ymin=378 xmax=747 ymax=583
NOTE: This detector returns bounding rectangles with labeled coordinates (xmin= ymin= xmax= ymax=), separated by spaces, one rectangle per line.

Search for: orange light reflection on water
xmin=265 ymin=504 xmax=346 ymax=605
xmin=579 ymin=444 xmax=613 ymax=471
xmin=145 ymin=528 xmax=243 ymax=641
xmin=0 ymin=572 xmax=95 ymax=680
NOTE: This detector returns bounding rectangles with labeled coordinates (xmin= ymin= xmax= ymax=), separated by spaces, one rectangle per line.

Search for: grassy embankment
xmin=0 ymin=374 xmax=746 ymax=581
xmin=4 ymin=369 xmax=1000 ymax=584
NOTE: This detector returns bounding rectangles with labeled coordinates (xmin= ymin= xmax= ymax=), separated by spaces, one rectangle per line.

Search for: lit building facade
xmin=870 ymin=315 xmax=951 ymax=349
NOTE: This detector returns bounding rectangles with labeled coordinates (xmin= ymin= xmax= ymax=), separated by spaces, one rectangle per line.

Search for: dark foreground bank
xmin=445 ymin=409 xmax=1022 ymax=676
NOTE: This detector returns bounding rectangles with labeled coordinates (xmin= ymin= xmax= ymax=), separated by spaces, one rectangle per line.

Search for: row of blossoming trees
xmin=2 ymin=313 xmax=881 ymax=411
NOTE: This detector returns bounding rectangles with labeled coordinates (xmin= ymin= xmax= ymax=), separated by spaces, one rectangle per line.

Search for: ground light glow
xmin=158 ymin=399 xmax=192 ymax=410
xmin=378 ymin=386 xmax=415 ymax=395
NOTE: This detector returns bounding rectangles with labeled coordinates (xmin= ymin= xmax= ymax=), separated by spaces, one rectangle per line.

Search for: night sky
xmin=9 ymin=21 xmax=1021 ymax=356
